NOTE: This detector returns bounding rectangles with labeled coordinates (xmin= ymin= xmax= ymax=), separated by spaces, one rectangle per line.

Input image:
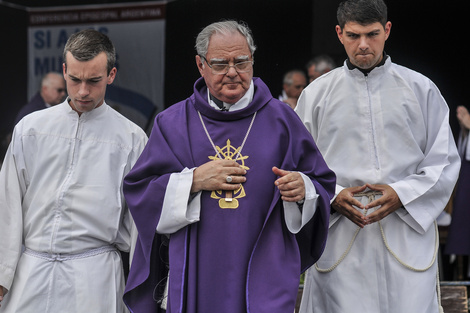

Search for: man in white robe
xmin=0 ymin=29 xmax=147 ymax=312
xmin=296 ymin=0 xmax=460 ymax=312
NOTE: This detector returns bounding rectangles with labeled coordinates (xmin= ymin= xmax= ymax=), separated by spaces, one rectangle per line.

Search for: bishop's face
xmin=336 ymin=21 xmax=391 ymax=71
xmin=196 ymin=32 xmax=253 ymax=104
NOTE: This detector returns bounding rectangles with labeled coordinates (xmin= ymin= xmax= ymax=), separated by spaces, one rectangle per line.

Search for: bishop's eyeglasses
xmin=200 ymin=55 xmax=254 ymax=75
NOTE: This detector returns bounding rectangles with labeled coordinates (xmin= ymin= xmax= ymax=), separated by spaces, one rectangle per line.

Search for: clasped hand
xmin=190 ymin=160 xmax=305 ymax=202
xmin=332 ymin=183 xmax=402 ymax=228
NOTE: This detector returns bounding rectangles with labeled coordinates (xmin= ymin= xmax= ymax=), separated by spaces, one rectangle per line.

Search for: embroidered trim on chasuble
xmin=208 ymin=139 xmax=249 ymax=209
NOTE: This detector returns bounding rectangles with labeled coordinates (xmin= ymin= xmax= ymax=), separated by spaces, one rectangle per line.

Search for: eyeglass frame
xmin=199 ymin=55 xmax=254 ymax=75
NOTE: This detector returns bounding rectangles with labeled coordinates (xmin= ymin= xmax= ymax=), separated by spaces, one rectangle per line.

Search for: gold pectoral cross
xmin=205 ymin=139 xmax=249 ymax=209
xmin=199 ymin=111 xmax=256 ymax=210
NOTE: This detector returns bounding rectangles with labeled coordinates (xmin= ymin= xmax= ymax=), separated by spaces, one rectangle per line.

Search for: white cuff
xmin=283 ymin=172 xmax=318 ymax=234
xmin=156 ymin=168 xmax=201 ymax=234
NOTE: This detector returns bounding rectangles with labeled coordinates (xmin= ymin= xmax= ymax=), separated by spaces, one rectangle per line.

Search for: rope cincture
xmin=315 ymin=191 xmax=439 ymax=272
xmin=314 ymin=190 xmax=443 ymax=311
xmin=314 ymin=191 xmax=381 ymax=273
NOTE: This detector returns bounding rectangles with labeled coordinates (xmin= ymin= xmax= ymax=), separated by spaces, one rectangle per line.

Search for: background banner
xmin=27 ymin=2 xmax=166 ymax=131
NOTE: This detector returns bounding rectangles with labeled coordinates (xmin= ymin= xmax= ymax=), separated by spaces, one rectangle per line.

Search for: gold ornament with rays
xmin=209 ymin=139 xmax=249 ymax=209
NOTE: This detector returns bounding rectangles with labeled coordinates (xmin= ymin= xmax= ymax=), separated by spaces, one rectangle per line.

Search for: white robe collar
xmin=207 ymin=80 xmax=254 ymax=112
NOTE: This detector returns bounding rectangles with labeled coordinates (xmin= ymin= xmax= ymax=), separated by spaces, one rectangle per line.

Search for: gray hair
xmin=306 ymin=55 xmax=336 ymax=74
xmin=195 ymin=20 xmax=257 ymax=59
xmin=63 ymin=29 xmax=116 ymax=75
xmin=283 ymin=69 xmax=306 ymax=85
xmin=337 ymin=0 xmax=388 ymax=29
xmin=41 ymin=72 xmax=64 ymax=87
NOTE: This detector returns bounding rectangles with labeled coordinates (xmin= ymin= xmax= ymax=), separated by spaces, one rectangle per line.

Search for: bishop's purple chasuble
xmin=123 ymin=77 xmax=335 ymax=313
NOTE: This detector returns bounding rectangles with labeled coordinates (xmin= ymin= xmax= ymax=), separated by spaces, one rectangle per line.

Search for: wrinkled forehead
xmin=206 ymin=32 xmax=251 ymax=60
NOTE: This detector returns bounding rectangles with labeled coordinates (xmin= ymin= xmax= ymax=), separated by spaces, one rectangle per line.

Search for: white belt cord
xmin=315 ymin=191 xmax=439 ymax=273
xmin=24 ymin=245 xmax=117 ymax=262
xmin=314 ymin=190 xmax=443 ymax=311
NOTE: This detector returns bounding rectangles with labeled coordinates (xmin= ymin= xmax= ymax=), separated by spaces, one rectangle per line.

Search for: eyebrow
xmin=209 ymin=55 xmax=250 ymax=63
xmin=345 ymin=29 xmax=381 ymax=36
xmin=68 ymin=74 xmax=103 ymax=81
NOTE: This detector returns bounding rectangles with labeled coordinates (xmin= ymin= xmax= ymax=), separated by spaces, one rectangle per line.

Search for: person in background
xmin=279 ymin=69 xmax=307 ymax=109
xmin=296 ymin=0 xmax=460 ymax=312
xmin=13 ymin=71 xmax=66 ymax=126
xmin=122 ymin=20 xmax=335 ymax=313
xmin=445 ymin=105 xmax=470 ymax=277
xmin=306 ymin=54 xmax=336 ymax=83
xmin=0 ymin=29 xmax=147 ymax=312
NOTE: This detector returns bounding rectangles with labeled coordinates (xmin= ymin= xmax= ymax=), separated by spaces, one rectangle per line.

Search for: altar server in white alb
xmin=296 ymin=0 xmax=460 ymax=312
xmin=0 ymin=29 xmax=147 ymax=312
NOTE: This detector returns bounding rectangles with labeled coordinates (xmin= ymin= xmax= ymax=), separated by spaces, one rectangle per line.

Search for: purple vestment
xmin=123 ymin=77 xmax=335 ymax=313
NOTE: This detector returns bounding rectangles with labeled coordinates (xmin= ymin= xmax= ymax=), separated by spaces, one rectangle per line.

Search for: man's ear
xmin=107 ymin=67 xmax=117 ymax=85
xmin=384 ymin=21 xmax=392 ymax=41
xmin=196 ymin=55 xmax=204 ymax=77
xmin=335 ymin=25 xmax=344 ymax=44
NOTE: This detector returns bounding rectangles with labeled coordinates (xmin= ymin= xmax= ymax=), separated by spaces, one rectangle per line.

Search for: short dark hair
xmin=337 ymin=0 xmax=388 ymax=29
xmin=63 ymin=29 xmax=116 ymax=75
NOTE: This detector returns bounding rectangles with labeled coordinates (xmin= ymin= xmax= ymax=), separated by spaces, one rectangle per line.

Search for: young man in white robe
xmin=0 ymin=29 xmax=147 ymax=312
xmin=295 ymin=0 xmax=460 ymax=312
